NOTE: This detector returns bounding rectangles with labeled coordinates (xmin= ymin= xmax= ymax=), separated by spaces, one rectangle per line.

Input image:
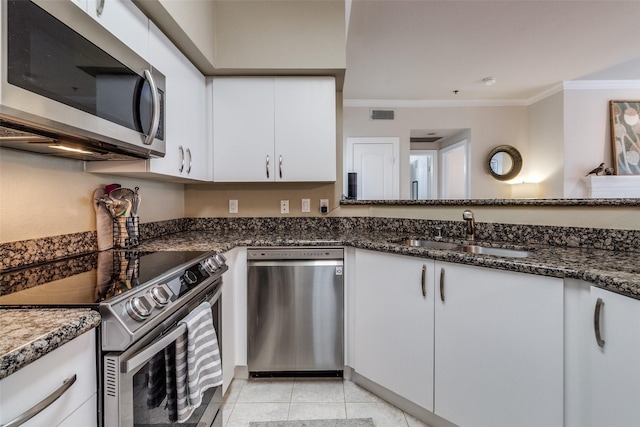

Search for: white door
xmin=348 ymin=137 xmax=399 ymax=200
xmin=439 ymin=139 xmax=469 ymax=198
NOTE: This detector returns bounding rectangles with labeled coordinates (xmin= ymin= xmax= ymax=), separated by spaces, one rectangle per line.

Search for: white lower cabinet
xmin=354 ymin=249 xmax=435 ymax=411
xmin=433 ymin=261 xmax=564 ymax=427
xmin=0 ymin=329 xmax=97 ymax=427
xmin=351 ymin=250 xmax=565 ymax=427
xmin=590 ymin=286 xmax=640 ymax=427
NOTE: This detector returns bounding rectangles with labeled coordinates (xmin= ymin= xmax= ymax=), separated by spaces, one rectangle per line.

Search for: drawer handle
xmin=4 ymin=374 xmax=77 ymax=427
xmin=439 ymin=268 xmax=445 ymax=302
xmin=594 ymin=297 xmax=605 ymax=348
xmin=421 ymin=264 xmax=427 ymax=298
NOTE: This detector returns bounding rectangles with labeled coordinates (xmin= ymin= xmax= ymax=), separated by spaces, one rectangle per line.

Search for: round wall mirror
xmin=486 ymin=145 xmax=522 ymax=181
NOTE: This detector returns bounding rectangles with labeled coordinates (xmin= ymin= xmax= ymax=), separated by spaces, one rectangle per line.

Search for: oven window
xmin=132 ymin=345 xmax=222 ymax=426
xmin=7 ymin=0 xmax=156 ymax=136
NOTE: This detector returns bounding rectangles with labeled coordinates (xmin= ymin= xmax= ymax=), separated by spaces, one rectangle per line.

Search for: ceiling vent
xmin=370 ymin=109 xmax=395 ymax=120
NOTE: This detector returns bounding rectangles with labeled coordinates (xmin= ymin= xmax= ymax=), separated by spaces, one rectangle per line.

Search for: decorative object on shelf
xmin=609 ymin=100 xmax=640 ymax=175
xmin=586 ymin=162 xmax=606 ymax=176
xmin=486 ymin=145 xmax=522 ymax=181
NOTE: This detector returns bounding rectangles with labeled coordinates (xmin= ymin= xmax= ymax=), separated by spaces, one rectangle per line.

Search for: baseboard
xmin=348 ymin=367 xmax=457 ymax=427
xmin=234 ymin=365 xmax=249 ymax=379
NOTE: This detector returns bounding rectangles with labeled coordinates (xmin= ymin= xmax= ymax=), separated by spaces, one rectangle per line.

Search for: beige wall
xmin=343 ymin=104 xmax=529 ymax=199
xmin=528 ymin=92 xmax=564 ymax=198
xmin=214 ymin=0 xmax=346 ymax=71
xmin=563 ymin=86 xmax=638 ymax=198
xmin=0 ymin=149 xmax=185 ymax=243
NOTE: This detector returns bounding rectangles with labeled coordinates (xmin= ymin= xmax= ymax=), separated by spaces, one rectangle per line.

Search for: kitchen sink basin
xmin=458 ymin=245 xmax=530 ymax=258
xmin=395 ymin=238 xmax=530 ymax=258
xmin=395 ymin=239 xmax=460 ymax=250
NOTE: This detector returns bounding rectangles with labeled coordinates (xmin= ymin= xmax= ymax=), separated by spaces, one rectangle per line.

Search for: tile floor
xmin=221 ymin=377 xmax=431 ymax=427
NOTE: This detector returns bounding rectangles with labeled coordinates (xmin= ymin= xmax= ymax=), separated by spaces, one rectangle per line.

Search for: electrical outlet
xmin=301 ymin=198 xmax=311 ymax=213
xmin=320 ymin=199 xmax=329 ymax=214
xmin=229 ymin=199 xmax=238 ymax=214
xmin=280 ymin=200 xmax=290 ymax=214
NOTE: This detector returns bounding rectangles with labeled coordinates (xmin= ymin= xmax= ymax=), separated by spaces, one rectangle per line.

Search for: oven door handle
xmin=123 ymin=323 xmax=186 ymax=374
xmin=122 ymin=287 xmax=222 ymax=374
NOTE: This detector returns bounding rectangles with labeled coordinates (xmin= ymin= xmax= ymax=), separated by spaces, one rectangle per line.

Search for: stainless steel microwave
xmin=0 ymin=0 xmax=165 ymax=160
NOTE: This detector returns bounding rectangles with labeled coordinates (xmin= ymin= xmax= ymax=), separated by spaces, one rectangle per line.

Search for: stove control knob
xmin=183 ymin=270 xmax=198 ymax=285
xmin=149 ymin=285 xmax=171 ymax=307
xmin=214 ymin=253 xmax=227 ymax=266
xmin=202 ymin=257 xmax=219 ymax=274
xmin=126 ymin=295 xmax=153 ymax=321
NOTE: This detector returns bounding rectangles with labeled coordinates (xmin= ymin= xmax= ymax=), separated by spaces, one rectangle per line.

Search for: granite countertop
xmin=0 ymin=308 xmax=101 ymax=379
xmin=136 ymin=229 xmax=640 ymax=299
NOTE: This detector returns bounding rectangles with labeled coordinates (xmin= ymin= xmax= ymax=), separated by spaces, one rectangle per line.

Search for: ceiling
xmin=344 ymin=0 xmax=640 ymax=103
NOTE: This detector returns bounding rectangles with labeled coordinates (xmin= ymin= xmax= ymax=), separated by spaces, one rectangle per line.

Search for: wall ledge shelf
xmin=340 ymin=197 xmax=640 ymax=207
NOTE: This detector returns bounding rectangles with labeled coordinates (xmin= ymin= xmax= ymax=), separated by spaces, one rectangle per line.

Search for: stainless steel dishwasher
xmin=247 ymin=247 xmax=344 ymax=376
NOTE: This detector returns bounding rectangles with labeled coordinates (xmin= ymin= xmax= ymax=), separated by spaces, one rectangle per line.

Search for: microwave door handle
xmin=123 ymin=323 xmax=186 ymax=374
xmin=143 ymin=69 xmax=160 ymax=146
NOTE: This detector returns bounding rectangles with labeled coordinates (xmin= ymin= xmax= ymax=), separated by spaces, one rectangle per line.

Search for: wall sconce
xmin=511 ymin=182 xmax=539 ymax=199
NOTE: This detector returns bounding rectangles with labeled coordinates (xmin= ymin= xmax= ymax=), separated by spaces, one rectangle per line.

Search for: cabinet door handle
xmin=4 ymin=374 xmax=77 ymax=427
xmin=96 ymin=0 xmax=105 ymax=16
xmin=266 ymin=155 xmax=270 ymax=179
xmin=439 ymin=268 xmax=445 ymax=302
xmin=594 ymin=297 xmax=605 ymax=348
xmin=178 ymin=146 xmax=185 ymax=173
xmin=279 ymin=155 xmax=283 ymax=179
xmin=186 ymin=148 xmax=192 ymax=174
xmin=421 ymin=264 xmax=427 ymax=297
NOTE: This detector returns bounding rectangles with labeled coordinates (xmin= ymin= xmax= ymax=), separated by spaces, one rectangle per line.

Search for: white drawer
xmin=0 ymin=330 xmax=97 ymax=427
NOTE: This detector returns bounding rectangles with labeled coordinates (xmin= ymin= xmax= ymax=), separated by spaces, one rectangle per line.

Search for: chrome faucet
xmin=462 ymin=209 xmax=475 ymax=241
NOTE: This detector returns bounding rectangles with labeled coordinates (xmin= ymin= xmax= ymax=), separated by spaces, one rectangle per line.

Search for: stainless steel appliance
xmin=0 ymin=0 xmax=165 ymax=160
xmin=247 ymin=248 xmax=344 ymax=376
xmin=0 ymin=250 xmax=228 ymax=427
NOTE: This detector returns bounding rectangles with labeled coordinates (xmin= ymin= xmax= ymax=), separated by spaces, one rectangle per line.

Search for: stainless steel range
xmin=0 ymin=250 xmax=228 ymax=427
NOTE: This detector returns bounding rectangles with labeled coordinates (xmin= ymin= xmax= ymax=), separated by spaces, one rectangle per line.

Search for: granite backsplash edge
xmin=1 ymin=217 xmax=639 ymax=271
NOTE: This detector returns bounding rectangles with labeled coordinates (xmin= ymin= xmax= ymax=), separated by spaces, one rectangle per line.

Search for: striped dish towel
xmin=174 ymin=301 xmax=223 ymax=422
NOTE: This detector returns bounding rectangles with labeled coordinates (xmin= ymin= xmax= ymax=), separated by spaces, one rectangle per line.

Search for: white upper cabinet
xmin=590 ymin=286 xmax=640 ymax=427
xmin=212 ymin=78 xmax=275 ymax=182
xmin=87 ymin=22 xmax=209 ymax=181
xmin=146 ymin=23 xmax=209 ymax=181
xmin=273 ymin=78 xmax=336 ymax=182
xmin=212 ymin=77 xmax=336 ymax=182
xmin=85 ymin=0 xmax=149 ymax=60
xmin=433 ymin=261 xmax=564 ymax=427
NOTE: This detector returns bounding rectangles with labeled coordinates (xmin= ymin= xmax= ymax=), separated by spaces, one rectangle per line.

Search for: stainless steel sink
xmin=395 ymin=239 xmax=460 ymax=250
xmin=394 ymin=238 xmax=530 ymax=258
xmin=458 ymin=245 xmax=529 ymax=258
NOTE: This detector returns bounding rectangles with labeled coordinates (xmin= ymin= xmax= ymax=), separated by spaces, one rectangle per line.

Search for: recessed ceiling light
xmin=482 ymin=77 xmax=497 ymax=86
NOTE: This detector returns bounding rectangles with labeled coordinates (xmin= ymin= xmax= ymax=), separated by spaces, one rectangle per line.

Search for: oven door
xmin=103 ymin=284 xmax=222 ymax=427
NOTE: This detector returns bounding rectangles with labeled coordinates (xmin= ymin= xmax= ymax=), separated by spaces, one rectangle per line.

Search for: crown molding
xmin=344 ymin=80 xmax=640 ymax=109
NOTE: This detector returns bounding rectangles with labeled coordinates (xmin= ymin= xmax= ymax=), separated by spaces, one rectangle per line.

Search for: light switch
xmin=301 ymin=199 xmax=311 ymax=212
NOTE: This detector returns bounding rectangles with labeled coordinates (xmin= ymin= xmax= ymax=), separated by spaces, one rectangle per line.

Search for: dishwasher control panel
xmin=247 ymin=247 xmax=344 ymax=260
